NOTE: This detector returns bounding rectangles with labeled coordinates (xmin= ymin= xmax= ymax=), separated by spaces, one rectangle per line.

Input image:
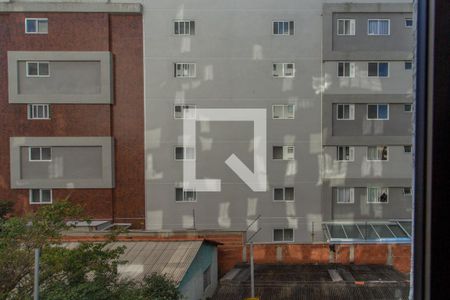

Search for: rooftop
xmin=214 ymin=264 xmax=410 ymax=300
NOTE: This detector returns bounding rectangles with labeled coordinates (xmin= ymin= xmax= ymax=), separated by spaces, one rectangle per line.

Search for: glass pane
xmin=367 ymin=187 xmax=378 ymax=202
xmin=284 ymin=229 xmax=293 ymax=241
xmin=338 ymin=63 xmax=344 ymax=76
xmin=286 ymin=105 xmax=294 ymax=118
xmin=367 ymin=105 xmax=378 ymax=119
xmin=273 ymin=22 xmax=278 ymax=34
xmin=398 ymin=221 xmax=412 ymax=236
xmin=328 ymin=224 xmax=346 ymax=239
xmin=174 ymin=22 xmax=179 ymax=34
xmin=273 ymin=106 xmax=283 ymax=118
xmin=175 ymin=147 xmax=184 ymax=159
xmin=37 ymin=105 xmax=44 ymax=118
xmin=379 ymin=20 xmax=389 ymax=34
xmin=273 ymin=229 xmax=283 ymax=241
xmin=30 ymin=147 xmax=41 ymax=160
xmin=174 ymin=106 xmax=183 ymax=118
xmin=184 ymin=191 xmax=196 ymax=201
xmin=38 ymin=20 xmax=48 ymax=33
xmin=337 ymin=20 xmax=343 ymax=35
xmin=378 ymin=63 xmax=389 ymax=77
xmin=26 ymin=20 xmax=37 ymax=33
xmin=41 ymin=147 xmax=51 ymax=160
xmin=175 ymin=188 xmax=183 ymax=201
xmin=368 ymin=20 xmax=378 ymax=34
xmin=190 ymin=21 xmax=195 ymax=35
xmin=284 ymin=188 xmax=294 ymax=200
xmin=372 ymin=224 xmax=394 ymax=238
xmin=343 ymin=225 xmax=363 ymax=239
xmin=381 ymin=146 xmax=388 ymax=160
xmin=368 ymin=63 xmax=378 ymax=76
xmin=388 ymin=225 xmax=409 ymax=238
xmin=274 ymin=188 xmax=284 ymax=201
xmin=31 ymin=189 xmax=40 ymax=203
xmin=180 ymin=22 xmax=184 ymax=34
xmin=273 ymin=146 xmax=283 ymax=159
xmin=27 ymin=63 xmax=38 ymax=76
xmin=358 ymin=224 xmax=379 ymax=239
xmin=379 ymin=189 xmax=388 ymax=202
xmin=378 ymin=104 xmax=388 ymax=119
xmin=39 ymin=63 xmax=49 ymax=76
xmin=41 ymin=190 xmax=51 ymax=203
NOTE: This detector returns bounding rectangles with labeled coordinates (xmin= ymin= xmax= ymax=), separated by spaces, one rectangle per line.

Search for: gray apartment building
xmin=140 ymin=0 xmax=413 ymax=243
xmin=1 ymin=0 xmax=413 ymax=244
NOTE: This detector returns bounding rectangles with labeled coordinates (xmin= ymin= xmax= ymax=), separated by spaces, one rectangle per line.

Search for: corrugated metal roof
xmin=62 ymin=240 xmax=203 ymax=284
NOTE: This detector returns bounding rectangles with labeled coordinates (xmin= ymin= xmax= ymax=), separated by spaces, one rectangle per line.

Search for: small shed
xmin=65 ymin=240 xmax=219 ymax=300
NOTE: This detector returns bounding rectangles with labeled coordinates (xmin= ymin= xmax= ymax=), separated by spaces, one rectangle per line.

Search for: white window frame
xmin=367 ymin=146 xmax=389 ymax=161
xmin=367 ymin=62 xmax=389 ymax=78
xmin=175 ymin=187 xmax=197 ymax=202
xmin=174 ymin=104 xmax=197 ymax=119
xmin=26 ymin=61 xmax=50 ymax=77
xmin=337 ymin=62 xmax=356 ymax=78
xmin=29 ymin=189 xmax=52 ymax=204
xmin=367 ymin=104 xmax=389 ymax=120
xmin=25 ymin=18 xmax=48 ymax=34
xmin=272 ymin=63 xmax=295 ymax=78
xmin=336 ymin=146 xmax=355 ymax=161
xmin=174 ymin=146 xmax=196 ymax=161
xmin=335 ymin=187 xmax=355 ymax=204
xmin=336 ymin=104 xmax=355 ymax=120
xmin=337 ymin=19 xmax=356 ymax=36
xmin=367 ymin=19 xmax=390 ymax=36
xmin=272 ymin=20 xmax=294 ymax=35
xmin=367 ymin=187 xmax=389 ymax=203
xmin=28 ymin=104 xmax=50 ymax=120
xmin=403 ymin=187 xmax=412 ymax=196
xmin=272 ymin=146 xmax=295 ymax=160
xmin=405 ymin=18 xmax=413 ymax=28
xmin=29 ymin=147 xmax=52 ymax=162
xmin=273 ymin=187 xmax=295 ymax=202
xmin=174 ymin=63 xmax=196 ymax=78
xmin=173 ymin=20 xmax=195 ymax=35
xmin=272 ymin=104 xmax=295 ymax=119
xmin=273 ymin=228 xmax=294 ymax=242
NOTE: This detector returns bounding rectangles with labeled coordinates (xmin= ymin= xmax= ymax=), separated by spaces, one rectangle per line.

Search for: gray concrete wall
xmin=8 ymin=51 xmax=112 ymax=103
xmin=331 ymin=103 xmax=412 ymax=136
xmin=10 ymin=137 xmax=114 ymax=188
xmin=20 ymin=146 xmax=103 ymax=180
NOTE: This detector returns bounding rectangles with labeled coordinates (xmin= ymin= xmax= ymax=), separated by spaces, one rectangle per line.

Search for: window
xmin=174 ymin=20 xmax=195 ymax=35
xmin=337 ymin=62 xmax=355 ymax=78
xmin=273 ymin=21 xmax=294 ymax=35
xmin=403 ymin=187 xmax=412 ymax=196
xmin=335 ymin=187 xmax=355 ymax=204
xmin=272 ymin=104 xmax=295 ymax=119
xmin=405 ymin=61 xmax=412 ymax=70
xmin=29 ymin=147 xmax=51 ymax=161
xmin=203 ymin=266 xmax=211 ymax=291
xmin=273 ymin=187 xmax=294 ymax=201
xmin=29 ymin=189 xmax=52 ymax=204
xmin=368 ymin=62 xmax=389 ymax=77
xmin=337 ymin=146 xmax=354 ymax=161
xmin=405 ymin=18 xmax=413 ymax=28
xmin=25 ymin=18 xmax=48 ymax=34
xmin=404 ymin=104 xmax=413 ymax=112
xmin=28 ymin=104 xmax=50 ymax=120
xmin=337 ymin=19 xmax=356 ymax=36
xmin=367 ymin=187 xmax=389 ymax=203
xmin=367 ymin=104 xmax=389 ymax=120
xmin=273 ymin=228 xmax=294 ymax=242
xmin=174 ymin=63 xmax=196 ymax=78
xmin=174 ymin=105 xmax=196 ymax=119
xmin=175 ymin=146 xmax=195 ymax=160
xmin=367 ymin=146 xmax=388 ymax=161
xmin=273 ymin=63 xmax=295 ymax=78
xmin=175 ymin=188 xmax=196 ymax=202
xmin=336 ymin=104 xmax=355 ymax=120
xmin=404 ymin=145 xmax=412 ymax=153
xmin=26 ymin=61 xmax=50 ymax=77
xmin=368 ymin=19 xmax=390 ymax=35
xmin=273 ymin=146 xmax=295 ymax=160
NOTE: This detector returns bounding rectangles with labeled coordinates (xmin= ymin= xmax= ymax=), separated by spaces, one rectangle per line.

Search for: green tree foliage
xmin=0 ymin=200 xmax=14 ymax=219
xmin=0 ymin=201 xmax=182 ymax=300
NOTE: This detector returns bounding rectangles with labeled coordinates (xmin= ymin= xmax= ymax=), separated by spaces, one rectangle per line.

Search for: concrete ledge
xmin=0 ymin=2 xmax=142 ymax=13
xmin=10 ymin=136 xmax=114 ymax=189
xmin=8 ymin=51 xmax=112 ymax=104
